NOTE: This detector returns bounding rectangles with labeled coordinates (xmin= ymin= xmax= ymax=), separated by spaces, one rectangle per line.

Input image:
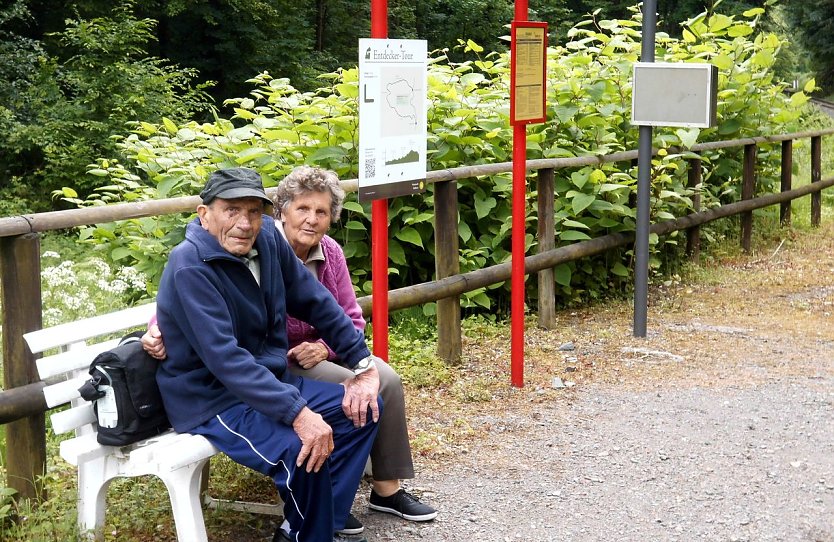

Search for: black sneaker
xmin=336 ymin=513 xmax=365 ymax=535
xmin=368 ymin=488 xmax=438 ymax=521
xmin=272 ymin=527 xmax=291 ymax=542
xmin=275 ymin=527 xmax=367 ymax=542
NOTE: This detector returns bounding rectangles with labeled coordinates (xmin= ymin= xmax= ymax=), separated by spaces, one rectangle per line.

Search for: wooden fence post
xmin=780 ymin=139 xmax=792 ymax=226
xmin=536 ymin=168 xmax=556 ymax=329
xmin=741 ymin=144 xmax=757 ymax=252
xmin=811 ymin=135 xmax=821 ymax=227
xmin=686 ymin=157 xmax=702 ymax=261
xmin=0 ymin=234 xmax=45 ymax=502
xmin=434 ymin=180 xmax=461 ymax=364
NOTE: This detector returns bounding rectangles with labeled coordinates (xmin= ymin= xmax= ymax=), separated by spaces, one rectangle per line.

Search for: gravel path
xmin=350 ymin=228 xmax=834 ymax=542
xmin=355 ymin=376 xmax=833 ymax=542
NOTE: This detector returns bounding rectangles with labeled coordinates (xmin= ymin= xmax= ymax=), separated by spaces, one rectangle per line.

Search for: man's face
xmin=197 ymin=197 xmax=264 ymax=256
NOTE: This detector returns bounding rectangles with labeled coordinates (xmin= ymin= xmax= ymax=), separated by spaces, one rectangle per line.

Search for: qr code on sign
xmin=365 ymin=158 xmax=376 ymax=178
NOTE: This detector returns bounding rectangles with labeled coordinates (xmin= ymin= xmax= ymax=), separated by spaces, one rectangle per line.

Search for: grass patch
xmin=0 ymin=464 xmax=79 ymax=541
xmin=372 ymin=308 xmax=454 ymax=389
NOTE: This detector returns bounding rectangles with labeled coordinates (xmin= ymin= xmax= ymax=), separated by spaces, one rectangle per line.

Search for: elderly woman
xmin=143 ymin=166 xmax=436 ymax=535
xmin=273 ymin=167 xmax=436 ymax=532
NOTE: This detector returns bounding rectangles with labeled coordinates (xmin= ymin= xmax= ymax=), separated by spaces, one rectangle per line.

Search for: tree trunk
xmin=316 ymin=0 xmax=326 ymax=52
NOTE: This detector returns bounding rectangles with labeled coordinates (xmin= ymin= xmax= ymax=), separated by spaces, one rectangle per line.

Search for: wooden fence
xmin=1 ymin=127 xmax=833 ymax=500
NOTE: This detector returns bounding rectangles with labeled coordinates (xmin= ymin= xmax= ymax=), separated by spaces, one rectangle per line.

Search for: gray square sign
xmin=631 ymin=62 xmax=718 ymax=128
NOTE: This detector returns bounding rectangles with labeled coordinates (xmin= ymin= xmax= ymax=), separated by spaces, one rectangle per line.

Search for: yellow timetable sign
xmin=511 ymin=22 xmax=547 ymax=124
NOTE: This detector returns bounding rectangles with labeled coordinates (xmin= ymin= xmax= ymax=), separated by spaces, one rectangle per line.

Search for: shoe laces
xmin=399 ymin=489 xmax=423 ymax=502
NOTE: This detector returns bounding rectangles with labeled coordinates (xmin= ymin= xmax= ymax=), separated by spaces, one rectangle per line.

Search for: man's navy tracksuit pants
xmin=193 ymin=377 xmax=381 ymax=541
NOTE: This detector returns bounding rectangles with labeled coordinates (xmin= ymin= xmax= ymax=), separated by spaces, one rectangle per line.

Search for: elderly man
xmin=155 ymin=167 xmax=381 ymax=542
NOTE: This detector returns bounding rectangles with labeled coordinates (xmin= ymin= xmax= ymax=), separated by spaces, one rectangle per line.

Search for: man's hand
xmin=288 ymin=341 xmax=329 ymax=369
xmin=292 ymin=407 xmax=334 ymax=473
xmin=341 ymin=364 xmax=380 ymax=428
xmin=141 ymin=324 xmax=167 ymax=360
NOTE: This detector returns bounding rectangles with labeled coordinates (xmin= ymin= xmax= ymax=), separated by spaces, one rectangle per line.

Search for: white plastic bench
xmin=23 ymin=302 xmax=224 ymax=541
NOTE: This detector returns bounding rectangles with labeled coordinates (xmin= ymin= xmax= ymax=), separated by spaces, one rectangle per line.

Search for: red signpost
xmin=370 ymin=0 xmax=389 ymax=360
xmin=367 ymin=0 xmax=545 ymax=380
xmin=510 ymin=4 xmax=547 ymax=387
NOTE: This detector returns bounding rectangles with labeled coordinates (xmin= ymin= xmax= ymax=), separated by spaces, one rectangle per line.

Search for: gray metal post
xmin=634 ymin=0 xmax=657 ymax=337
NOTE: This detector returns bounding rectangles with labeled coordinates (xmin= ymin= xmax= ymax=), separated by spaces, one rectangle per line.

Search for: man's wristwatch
xmin=352 ymin=355 xmax=377 ymax=376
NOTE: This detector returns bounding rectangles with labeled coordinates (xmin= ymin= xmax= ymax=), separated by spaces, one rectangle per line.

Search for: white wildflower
xmin=42 ymin=262 xmax=78 ymax=288
xmin=63 ymin=294 xmax=87 ymax=311
xmin=43 ymin=308 xmax=64 ymax=327
xmin=90 ymin=258 xmax=111 ymax=277
xmin=41 ymin=256 xmax=150 ymax=326
xmin=118 ymin=266 xmax=147 ymax=290
xmin=107 ymin=279 xmax=129 ymax=295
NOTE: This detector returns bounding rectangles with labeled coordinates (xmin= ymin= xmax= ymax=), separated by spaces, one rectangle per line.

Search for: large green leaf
xmin=554 ymin=264 xmax=572 ymax=286
xmin=474 ymin=194 xmax=497 ymax=219
xmin=342 ymin=201 xmax=365 ymax=214
xmin=388 ymin=239 xmax=406 ymax=266
xmin=394 ymin=227 xmax=424 ymax=248
xmin=562 ymin=219 xmax=590 ymax=230
xmin=111 ymin=247 xmax=133 ymax=261
xmin=344 ymin=220 xmax=366 ymax=231
xmin=560 ymin=230 xmax=592 ymax=241
xmin=571 ymin=193 xmax=596 ymax=214
xmin=675 ymin=128 xmax=700 ymax=150
xmin=611 ymin=262 xmax=629 ymax=277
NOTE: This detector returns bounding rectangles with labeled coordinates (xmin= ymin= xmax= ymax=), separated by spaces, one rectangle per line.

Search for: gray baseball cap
xmin=200 ymin=168 xmax=272 ymax=206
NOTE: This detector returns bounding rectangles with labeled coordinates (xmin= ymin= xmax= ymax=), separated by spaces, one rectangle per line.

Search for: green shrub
xmin=0 ymin=1 xmax=212 ymax=210
xmin=59 ymin=5 xmax=813 ymax=310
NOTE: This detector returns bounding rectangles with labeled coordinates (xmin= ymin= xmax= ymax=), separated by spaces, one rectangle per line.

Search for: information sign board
xmin=358 ymin=39 xmax=428 ymax=201
xmin=510 ymin=22 xmax=548 ymax=125
xmin=631 ymin=62 xmax=718 ymax=128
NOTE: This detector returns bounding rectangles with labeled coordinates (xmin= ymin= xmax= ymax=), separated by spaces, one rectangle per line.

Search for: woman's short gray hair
xmin=272 ymin=166 xmax=345 ymax=219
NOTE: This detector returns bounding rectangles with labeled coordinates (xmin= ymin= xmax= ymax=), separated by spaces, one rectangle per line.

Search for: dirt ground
xmin=346 ymin=221 xmax=834 ymax=542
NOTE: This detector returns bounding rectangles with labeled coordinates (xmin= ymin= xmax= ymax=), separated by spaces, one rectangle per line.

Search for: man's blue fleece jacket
xmin=155 ymin=215 xmax=370 ymax=432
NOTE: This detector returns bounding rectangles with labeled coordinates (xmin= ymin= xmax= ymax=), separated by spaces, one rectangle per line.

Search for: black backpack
xmin=78 ymin=332 xmax=171 ymax=446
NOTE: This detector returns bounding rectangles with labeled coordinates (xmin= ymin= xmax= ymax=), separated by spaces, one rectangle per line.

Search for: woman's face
xmin=281 ymin=190 xmax=333 ymax=259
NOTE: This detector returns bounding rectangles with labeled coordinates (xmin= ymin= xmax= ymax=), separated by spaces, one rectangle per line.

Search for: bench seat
xmin=24 ymin=302 xmax=224 ymax=541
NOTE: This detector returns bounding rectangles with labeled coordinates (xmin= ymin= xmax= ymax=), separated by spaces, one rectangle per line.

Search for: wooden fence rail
xmin=1 ymin=128 xmax=833 ymax=500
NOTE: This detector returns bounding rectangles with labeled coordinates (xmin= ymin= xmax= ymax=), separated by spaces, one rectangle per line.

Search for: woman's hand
xmin=141 ymin=324 xmax=167 ymax=360
xmin=288 ymin=341 xmax=329 ymax=369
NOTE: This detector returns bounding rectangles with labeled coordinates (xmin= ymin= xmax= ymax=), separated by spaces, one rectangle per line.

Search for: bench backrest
xmin=23 ymin=303 xmax=157 ymax=435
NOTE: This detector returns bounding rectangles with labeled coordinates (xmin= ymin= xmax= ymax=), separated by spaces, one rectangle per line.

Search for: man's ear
xmin=196 ymin=204 xmax=209 ymax=229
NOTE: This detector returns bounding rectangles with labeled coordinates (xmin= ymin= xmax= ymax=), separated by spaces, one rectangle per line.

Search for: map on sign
xmin=359 ymin=39 xmax=427 ymax=201
xmin=382 ymin=71 xmax=423 ymax=137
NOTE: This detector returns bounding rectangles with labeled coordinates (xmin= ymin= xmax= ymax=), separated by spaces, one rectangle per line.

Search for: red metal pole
xmin=511 ymin=129 xmax=526 ymax=388
xmin=511 ymin=0 xmax=528 ymax=388
xmin=371 ymin=0 xmax=389 ymax=360
xmin=371 ymin=0 xmax=387 ymax=36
